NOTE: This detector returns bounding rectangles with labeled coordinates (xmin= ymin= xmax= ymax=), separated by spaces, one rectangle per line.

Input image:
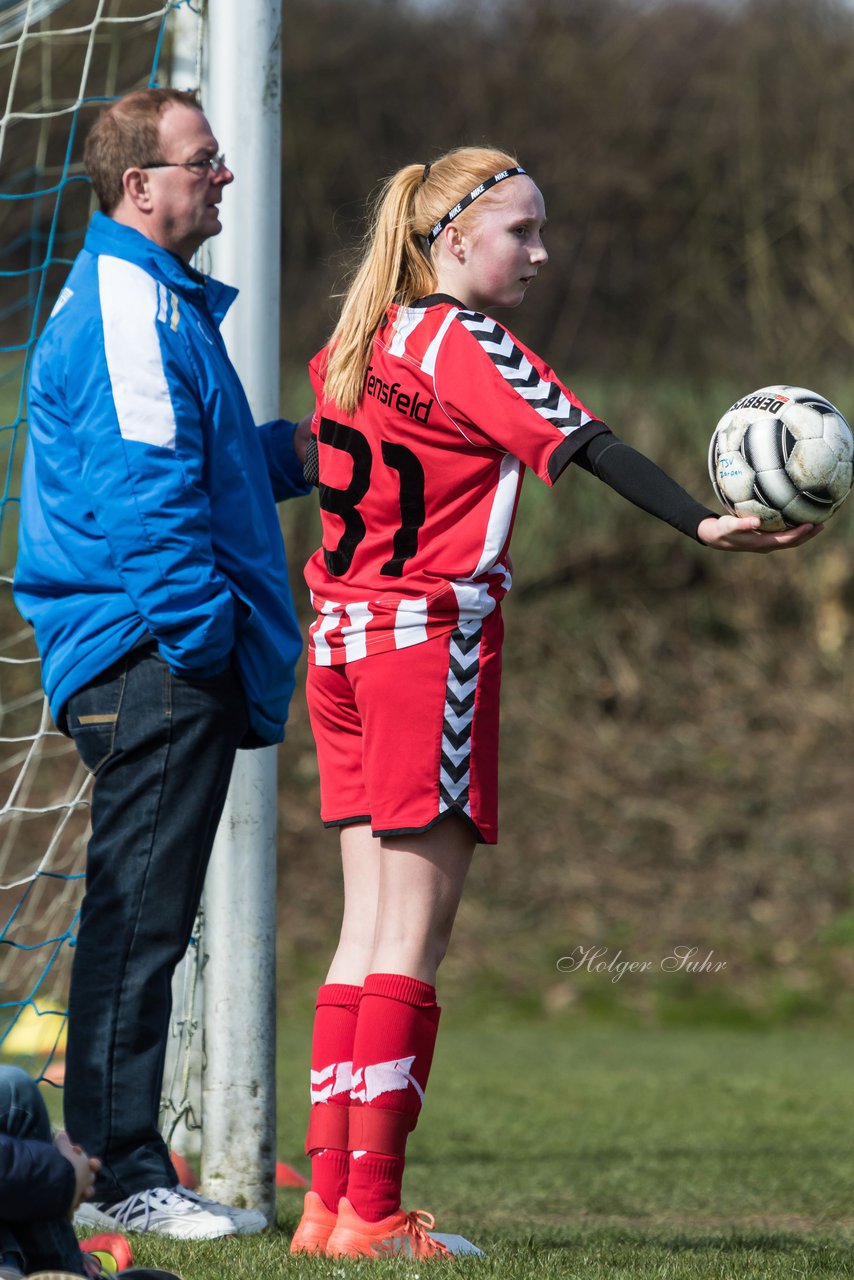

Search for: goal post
xmin=198 ymin=0 xmax=283 ymax=1224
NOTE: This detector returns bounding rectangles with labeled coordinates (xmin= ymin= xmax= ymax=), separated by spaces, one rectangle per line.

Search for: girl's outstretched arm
xmin=576 ymin=432 xmax=822 ymax=552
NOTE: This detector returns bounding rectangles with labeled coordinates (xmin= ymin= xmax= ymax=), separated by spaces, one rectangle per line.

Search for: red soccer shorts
xmin=306 ymin=610 xmax=503 ymax=844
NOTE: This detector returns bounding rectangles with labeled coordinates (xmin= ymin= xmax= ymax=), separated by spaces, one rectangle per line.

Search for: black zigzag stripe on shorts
xmin=457 ymin=310 xmax=585 ymax=432
xmin=438 ymin=620 xmax=482 ymax=816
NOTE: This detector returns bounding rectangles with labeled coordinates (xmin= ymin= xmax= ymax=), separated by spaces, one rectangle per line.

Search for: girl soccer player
xmin=290 ymin=146 xmax=819 ymax=1260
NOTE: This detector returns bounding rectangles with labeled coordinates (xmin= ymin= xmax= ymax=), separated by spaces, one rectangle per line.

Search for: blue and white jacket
xmin=14 ymin=213 xmax=310 ymax=747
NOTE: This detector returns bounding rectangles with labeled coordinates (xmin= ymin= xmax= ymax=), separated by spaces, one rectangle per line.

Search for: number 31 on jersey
xmin=318 ymin=416 xmax=426 ymax=578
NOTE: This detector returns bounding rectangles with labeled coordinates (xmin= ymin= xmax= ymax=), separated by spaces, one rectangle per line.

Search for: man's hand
xmin=55 ymin=1130 xmax=101 ymax=1214
xmin=697 ymin=514 xmax=824 ymax=552
xmin=293 ymin=414 xmax=313 ymax=466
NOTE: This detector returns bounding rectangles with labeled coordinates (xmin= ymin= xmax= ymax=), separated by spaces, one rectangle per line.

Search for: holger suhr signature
xmin=556 ymin=945 xmax=727 ymax=983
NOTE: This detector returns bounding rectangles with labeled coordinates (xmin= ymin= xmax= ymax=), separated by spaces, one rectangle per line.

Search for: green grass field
xmin=103 ymin=1018 xmax=854 ymax=1279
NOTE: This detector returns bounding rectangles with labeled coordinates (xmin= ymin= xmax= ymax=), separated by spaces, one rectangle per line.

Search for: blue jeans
xmin=63 ymin=646 xmax=248 ymax=1203
xmin=0 ymin=1065 xmax=86 ymax=1274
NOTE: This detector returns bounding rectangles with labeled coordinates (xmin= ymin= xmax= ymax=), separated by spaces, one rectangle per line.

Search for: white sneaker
xmin=74 ymin=1186 xmax=235 ymax=1239
xmin=176 ymin=1184 xmax=267 ymax=1234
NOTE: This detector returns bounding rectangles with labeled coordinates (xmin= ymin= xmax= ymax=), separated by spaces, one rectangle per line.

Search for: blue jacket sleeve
xmin=257 ymin=420 xmax=312 ymax=502
xmin=0 ymin=1132 xmax=75 ymax=1222
xmin=56 ymin=272 xmax=237 ymax=678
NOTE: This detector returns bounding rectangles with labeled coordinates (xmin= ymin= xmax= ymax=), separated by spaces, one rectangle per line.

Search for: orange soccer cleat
xmin=289 ymin=1191 xmax=339 ymax=1255
xmin=325 ymin=1196 xmax=483 ymax=1259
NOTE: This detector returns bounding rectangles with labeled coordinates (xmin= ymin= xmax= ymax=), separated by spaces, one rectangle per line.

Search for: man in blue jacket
xmin=14 ymin=88 xmax=310 ymax=1240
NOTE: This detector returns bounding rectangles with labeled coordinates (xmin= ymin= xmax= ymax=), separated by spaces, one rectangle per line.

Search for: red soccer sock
xmin=305 ymin=982 xmax=361 ymax=1212
xmin=346 ymin=972 xmax=441 ymax=1222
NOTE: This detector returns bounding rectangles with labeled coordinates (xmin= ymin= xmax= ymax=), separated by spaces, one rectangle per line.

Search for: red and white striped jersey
xmin=305 ymin=295 xmax=607 ymax=665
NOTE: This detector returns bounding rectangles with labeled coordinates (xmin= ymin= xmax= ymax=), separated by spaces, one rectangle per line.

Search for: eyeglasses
xmin=140 ymin=152 xmax=228 ymax=176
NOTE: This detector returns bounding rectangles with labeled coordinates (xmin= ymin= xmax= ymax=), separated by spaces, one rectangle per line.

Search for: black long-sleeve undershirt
xmin=304 ymin=423 xmax=718 ymax=541
xmin=574 ymin=430 xmax=717 ymax=541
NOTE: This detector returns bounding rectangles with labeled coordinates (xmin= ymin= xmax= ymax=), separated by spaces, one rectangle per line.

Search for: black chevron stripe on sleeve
xmin=456 ymin=311 xmax=586 ymax=433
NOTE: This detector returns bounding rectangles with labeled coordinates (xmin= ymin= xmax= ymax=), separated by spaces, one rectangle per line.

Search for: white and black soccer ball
xmin=708 ymin=385 xmax=854 ymax=531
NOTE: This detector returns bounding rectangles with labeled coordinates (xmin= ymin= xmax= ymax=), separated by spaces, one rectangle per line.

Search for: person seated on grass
xmin=0 ymin=1064 xmax=180 ymax=1280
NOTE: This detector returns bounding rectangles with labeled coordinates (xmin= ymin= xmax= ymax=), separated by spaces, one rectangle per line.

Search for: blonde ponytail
xmin=324 ymin=146 xmax=521 ymax=416
xmin=324 ymin=165 xmax=429 ymax=415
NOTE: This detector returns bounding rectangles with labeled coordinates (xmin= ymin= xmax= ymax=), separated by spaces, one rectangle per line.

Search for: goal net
xmin=1 ymin=2 xmax=282 ymax=1215
xmin=0 ymin=0 xmax=199 ymax=1112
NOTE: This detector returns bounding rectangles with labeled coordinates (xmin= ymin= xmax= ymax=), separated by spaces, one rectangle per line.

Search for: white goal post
xmin=184 ymin=0 xmax=283 ymax=1224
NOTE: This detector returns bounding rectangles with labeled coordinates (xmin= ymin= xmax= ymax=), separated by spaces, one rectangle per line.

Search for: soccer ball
xmin=708 ymin=385 xmax=854 ymax=531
